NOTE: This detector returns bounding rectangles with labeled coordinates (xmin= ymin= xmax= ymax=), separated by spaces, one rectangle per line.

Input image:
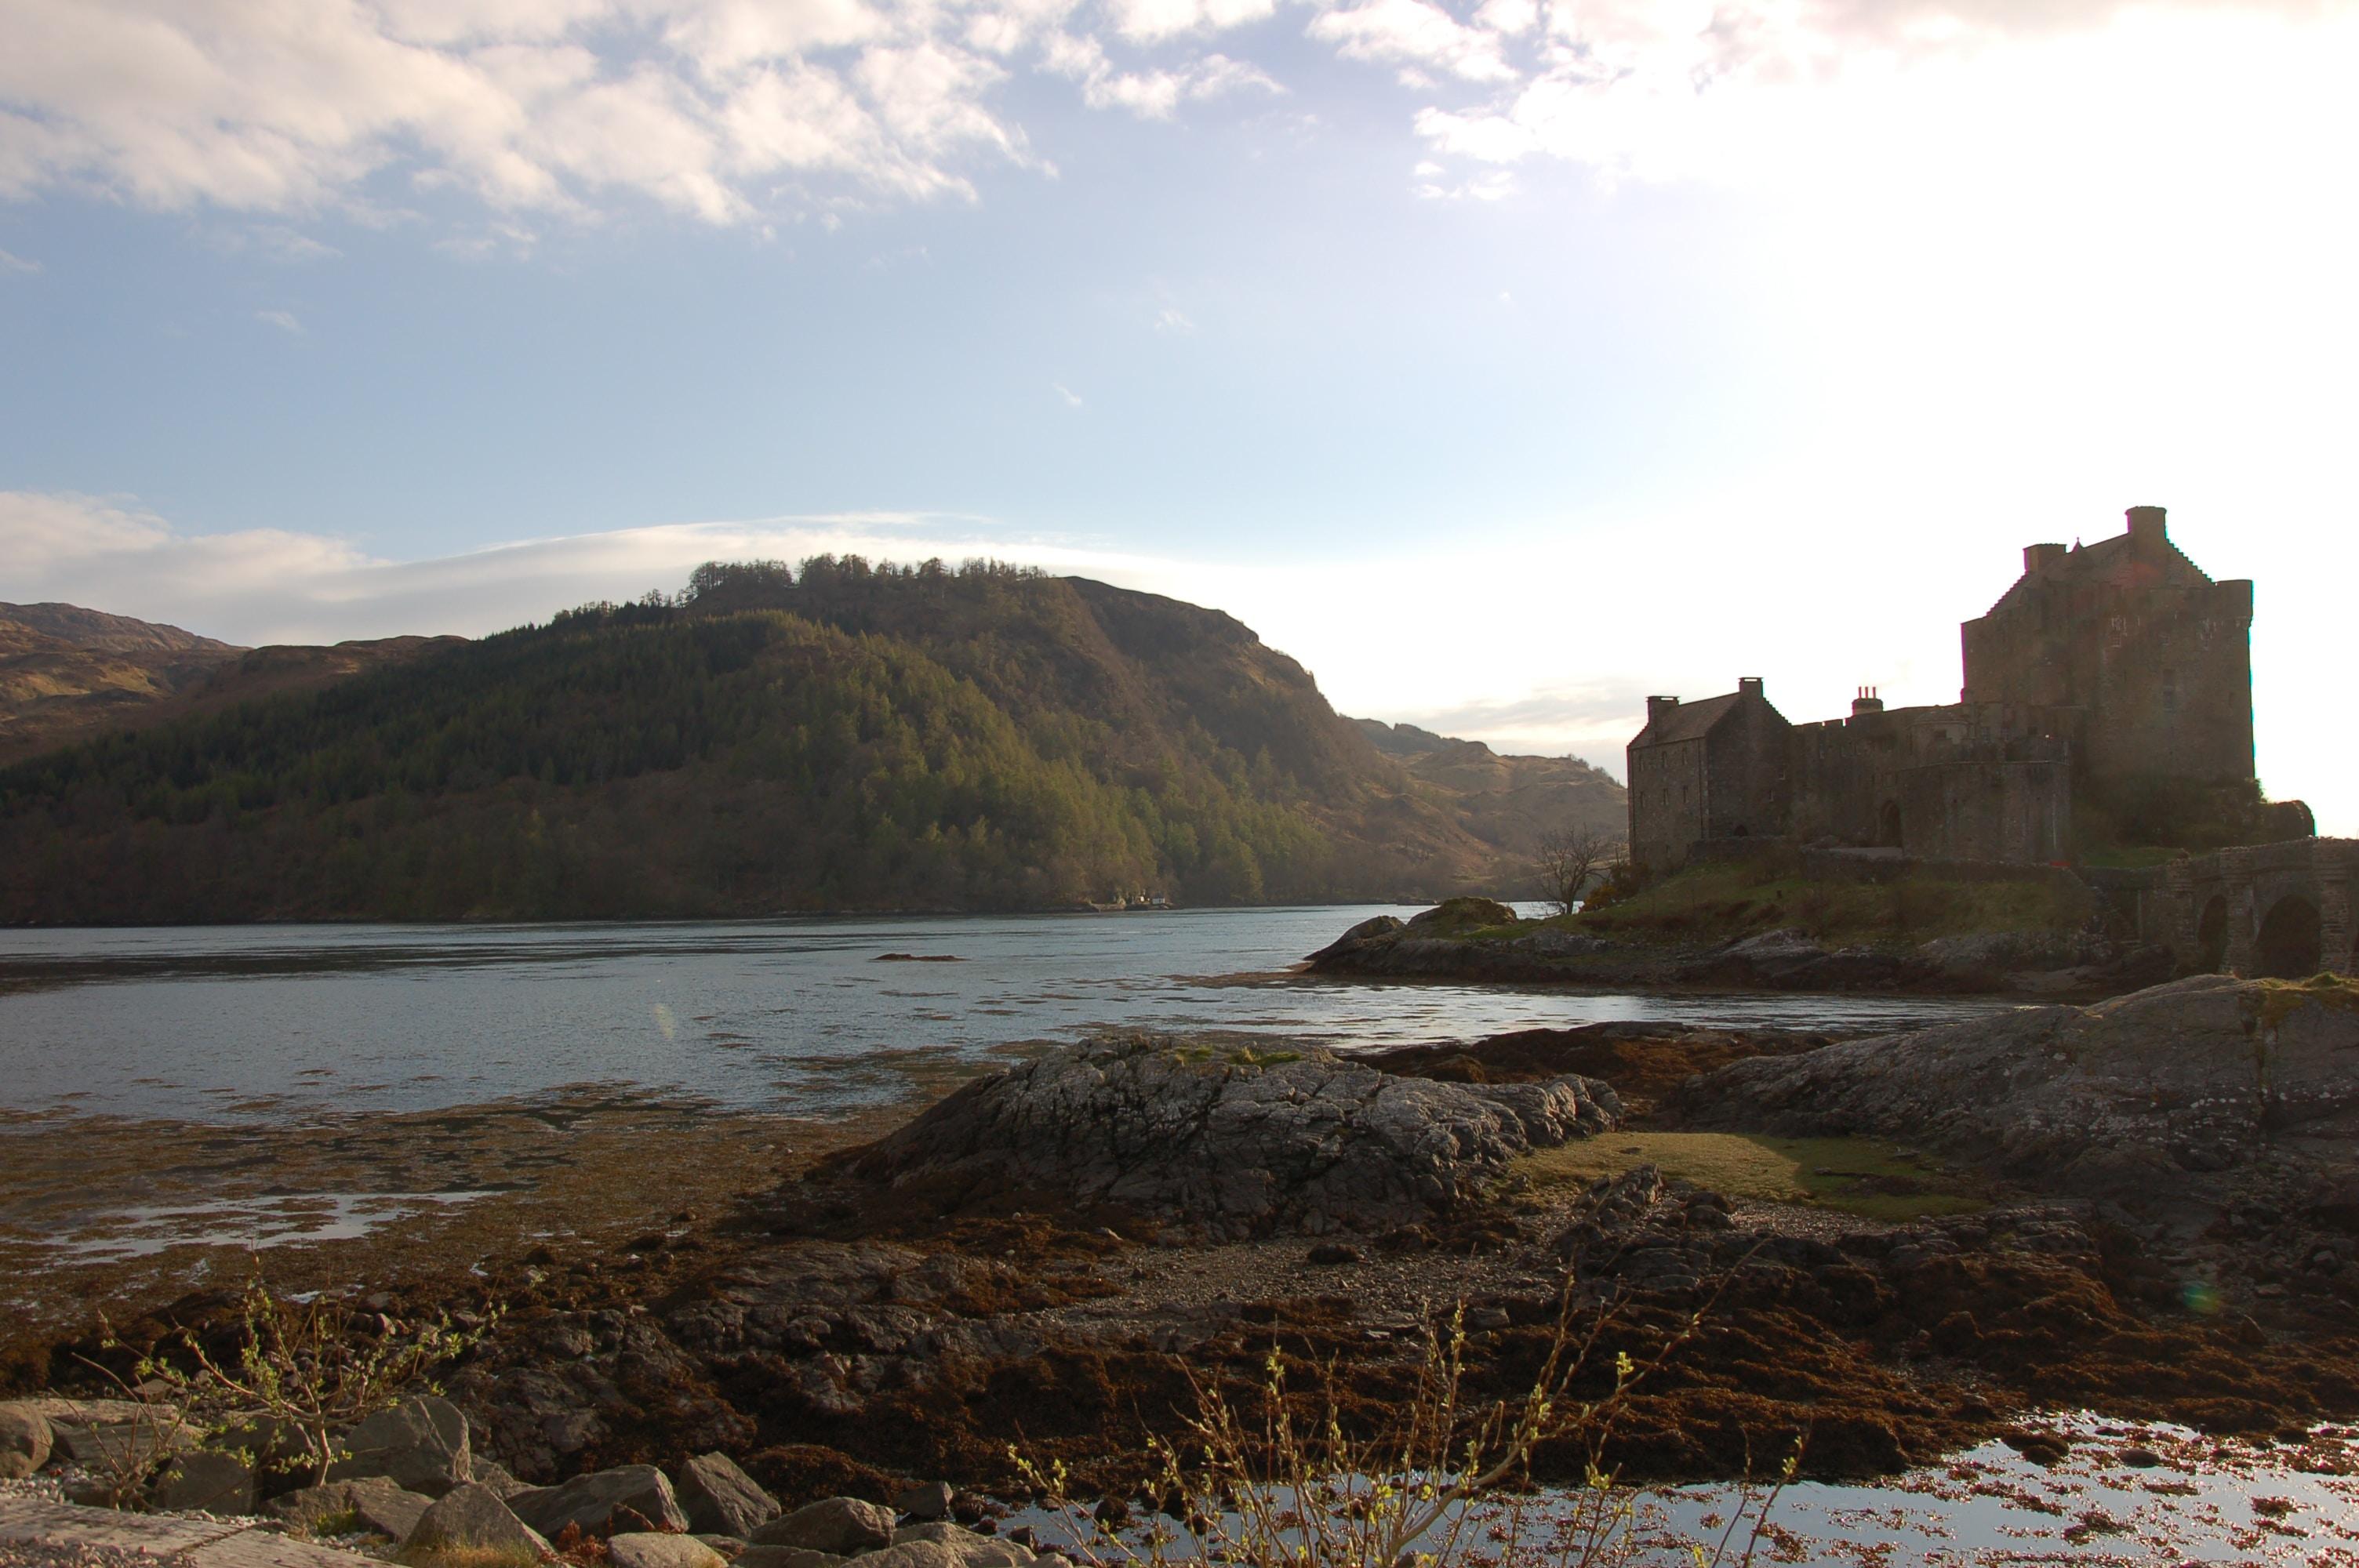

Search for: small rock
xmin=402 ymin=1481 xmax=553 ymax=1563
xmin=850 ymin=1542 xmax=966 ymax=1568
xmin=1305 ymin=1243 xmax=1363 ymax=1266
xmin=0 ymin=1403 xmax=53 ymax=1479
xmin=468 ymin=1456 xmax=529 ymax=1499
xmin=152 ymin=1449 xmax=254 ymax=1515
xmin=751 ymin=1496 xmax=896 ymax=1555
xmin=268 ymin=1476 xmax=433 ymax=1541
xmin=680 ymin=1451 xmax=783 ymax=1538
xmin=736 ymin=1548 xmax=847 ymax=1568
xmin=2117 ymin=1446 xmax=2164 ymax=1468
xmin=895 ymin=1481 xmax=954 ymax=1522
xmin=611 ymin=1532 xmax=730 ymax=1568
xmin=511 ymin=1463 xmax=691 ymax=1538
xmin=887 ymin=1518 xmax=1019 ymax=1555
xmin=697 ymin=1534 xmax=750 ymax=1560
xmin=1467 ymin=1306 xmax=1511 ymax=1330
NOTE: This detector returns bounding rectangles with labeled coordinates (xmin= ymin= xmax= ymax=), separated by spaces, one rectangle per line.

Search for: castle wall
xmin=1788 ymin=718 xmax=1888 ymax=847
xmin=1627 ymin=736 xmax=1706 ymax=873
xmin=2081 ymin=578 xmax=2254 ymax=789
xmin=1898 ymin=759 xmax=2072 ymax=863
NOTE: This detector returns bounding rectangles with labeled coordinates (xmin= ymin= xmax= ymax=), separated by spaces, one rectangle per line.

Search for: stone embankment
xmin=1303 ymin=909 xmax=2173 ymax=996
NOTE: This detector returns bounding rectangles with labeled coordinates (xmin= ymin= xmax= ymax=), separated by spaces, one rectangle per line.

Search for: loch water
xmin=0 ymin=906 xmax=2012 ymax=1122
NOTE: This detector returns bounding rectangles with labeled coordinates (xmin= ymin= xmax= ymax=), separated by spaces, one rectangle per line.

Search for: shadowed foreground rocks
xmin=837 ymin=1033 xmax=1621 ymax=1240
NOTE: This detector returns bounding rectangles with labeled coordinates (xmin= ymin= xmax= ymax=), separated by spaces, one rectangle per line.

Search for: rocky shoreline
xmin=1302 ymin=904 xmax=2177 ymax=998
xmin=9 ymin=977 xmax=2359 ymax=1562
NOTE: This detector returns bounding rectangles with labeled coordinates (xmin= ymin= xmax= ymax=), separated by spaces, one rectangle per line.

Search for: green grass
xmin=1519 ymin=1131 xmax=1989 ymax=1222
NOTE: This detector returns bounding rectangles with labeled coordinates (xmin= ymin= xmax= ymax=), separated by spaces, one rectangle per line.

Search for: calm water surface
xmin=0 ymin=906 xmax=2010 ymax=1122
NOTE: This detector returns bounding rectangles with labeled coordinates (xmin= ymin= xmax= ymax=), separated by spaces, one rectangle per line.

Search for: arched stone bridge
xmin=2143 ymin=837 xmax=2358 ymax=978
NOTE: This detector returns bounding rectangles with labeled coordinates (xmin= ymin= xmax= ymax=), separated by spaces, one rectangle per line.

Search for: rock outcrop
xmin=839 ymin=1033 xmax=1619 ymax=1238
xmin=1674 ymin=975 xmax=2359 ymax=1197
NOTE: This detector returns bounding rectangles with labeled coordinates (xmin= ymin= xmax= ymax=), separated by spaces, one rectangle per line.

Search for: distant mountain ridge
xmin=1353 ymin=717 xmax=1626 ymax=874
xmin=0 ymin=601 xmax=460 ymax=769
xmin=0 ymin=561 xmax=1579 ymax=922
xmin=0 ymin=601 xmax=238 ymax=655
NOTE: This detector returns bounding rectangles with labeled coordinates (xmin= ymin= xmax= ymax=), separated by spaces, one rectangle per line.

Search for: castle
xmin=1627 ymin=505 xmax=2260 ymax=869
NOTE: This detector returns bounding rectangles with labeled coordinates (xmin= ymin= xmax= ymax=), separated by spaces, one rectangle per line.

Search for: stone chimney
xmin=1852 ymin=685 xmax=1885 ymax=717
xmin=2023 ymin=543 xmax=2067 ymax=575
xmin=1737 ymin=677 xmax=1764 ymax=698
xmin=2126 ymin=505 xmax=2168 ymax=548
xmin=1645 ymin=695 xmax=1680 ymax=726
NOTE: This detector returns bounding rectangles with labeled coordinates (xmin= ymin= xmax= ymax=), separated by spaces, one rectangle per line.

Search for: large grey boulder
xmin=1673 ymin=975 xmax=2359 ymax=1193
xmin=402 ymin=1480 xmax=552 ymax=1563
xmin=611 ymin=1534 xmax=729 ymax=1568
xmin=751 ymin=1496 xmax=896 ymax=1555
xmin=843 ymin=1033 xmax=1619 ymax=1238
xmin=0 ymin=1403 xmax=52 ymax=1479
xmin=267 ymin=1475 xmax=434 ymax=1540
xmin=677 ymin=1450 xmax=780 ymax=1539
xmin=151 ymin=1449 xmax=254 ymax=1515
xmin=510 ymin=1463 xmax=689 ymax=1538
xmin=329 ymin=1394 xmax=471 ymax=1496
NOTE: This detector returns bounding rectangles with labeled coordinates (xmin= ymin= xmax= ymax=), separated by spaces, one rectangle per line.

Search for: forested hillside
xmin=0 ymin=560 xmax=1499 ymax=922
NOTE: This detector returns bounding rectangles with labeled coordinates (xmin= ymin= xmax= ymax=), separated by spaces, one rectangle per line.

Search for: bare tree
xmin=1534 ymin=825 xmax=1621 ymax=916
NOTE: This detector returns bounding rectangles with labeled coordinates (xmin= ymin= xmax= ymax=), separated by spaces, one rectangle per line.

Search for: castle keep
xmin=1627 ymin=505 xmax=2258 ymax=870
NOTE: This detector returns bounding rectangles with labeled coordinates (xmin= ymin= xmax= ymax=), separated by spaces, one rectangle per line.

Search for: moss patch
xmin=2252 ymin=973 xmax=2359 ymax=1031
xmin=1518 ymin=1131 xmax=1989 ymax=1222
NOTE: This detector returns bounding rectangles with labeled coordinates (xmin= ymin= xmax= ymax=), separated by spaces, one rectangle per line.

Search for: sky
xmin=2 ymin=0 xmax=2354 ymax=831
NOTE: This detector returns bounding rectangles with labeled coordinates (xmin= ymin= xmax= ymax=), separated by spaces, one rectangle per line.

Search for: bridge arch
xmin=2255 ymin=895 xmax=2322 ymax=978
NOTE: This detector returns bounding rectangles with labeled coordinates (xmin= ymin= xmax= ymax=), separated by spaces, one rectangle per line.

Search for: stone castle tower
xmin=1961 ymin=505 xmax=2254 ymax=797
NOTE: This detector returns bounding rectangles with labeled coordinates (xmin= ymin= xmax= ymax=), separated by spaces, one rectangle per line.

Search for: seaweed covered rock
xmin=839 ymin=1033 xmax=1619 ymax=1238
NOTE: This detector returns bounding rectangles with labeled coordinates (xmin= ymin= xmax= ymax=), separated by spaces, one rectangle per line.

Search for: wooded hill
xmin=0 ymin=560 xmax=1590 ymax=923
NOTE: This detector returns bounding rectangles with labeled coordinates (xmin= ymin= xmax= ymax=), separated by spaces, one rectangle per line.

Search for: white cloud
xmin=1154 ymin=305 xmax=1197 ymax=333
xmin=0 ymin=490 xmax=1169 ymax=648
xmin=1107 ymin=0 xmax=1279 ymax=44
xmin=1307 ymin=0 xmax=1518 ymax=83
xmin=0 ymin=245 xmax=41 ymax=272
xmin=0 ymin=0 xmax=1304 ymax=228
xmin=1052 ymin=379 xmax=1083 ymax=405
xmin=255 ymin=308 xmax=304 ymax=334
xmin=1041 ymin=32 xmax=1279 ymax=118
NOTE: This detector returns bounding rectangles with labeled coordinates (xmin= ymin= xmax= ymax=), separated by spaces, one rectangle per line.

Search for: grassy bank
xmin=1566 ymin=858 xmax=2092 ymax=948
